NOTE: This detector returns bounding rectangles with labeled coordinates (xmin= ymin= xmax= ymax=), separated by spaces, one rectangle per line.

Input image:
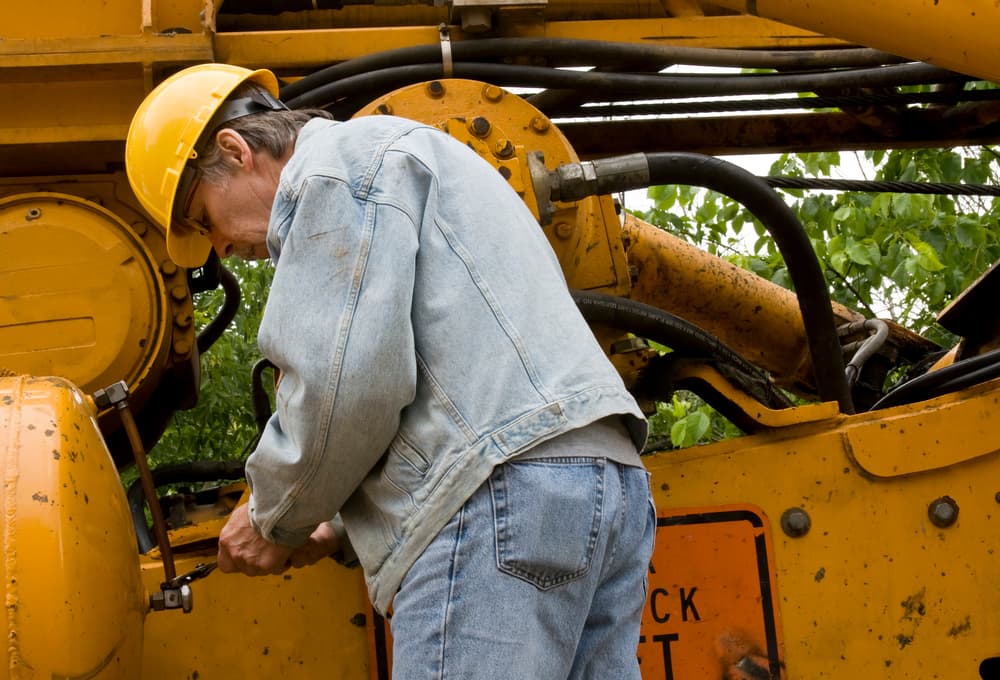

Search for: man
xmin=126 ymin=63 xmax=654 ymax=679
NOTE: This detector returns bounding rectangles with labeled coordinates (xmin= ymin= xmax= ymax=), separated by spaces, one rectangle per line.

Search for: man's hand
xmin=289 ymin=520 xmax=342 ymax=568
xmin=217 ymin=503 xmax=294 ymax=576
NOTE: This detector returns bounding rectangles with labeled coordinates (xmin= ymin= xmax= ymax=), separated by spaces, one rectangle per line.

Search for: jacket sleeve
xmin=246 ymin=173 xmax=419 ymax=546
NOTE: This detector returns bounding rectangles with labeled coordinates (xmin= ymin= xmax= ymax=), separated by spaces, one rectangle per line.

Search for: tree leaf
xmin=671 ymin=411 xmax=711 ymax=448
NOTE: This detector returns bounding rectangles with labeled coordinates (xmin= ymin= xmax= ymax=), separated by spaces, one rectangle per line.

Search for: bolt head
xmin=781 ymin=507 xmax=811 ymax=538
xmin=426 ymin=81 xmax=445 ymax=98
xmin=928 ymin=496 xmax=959 ymax=528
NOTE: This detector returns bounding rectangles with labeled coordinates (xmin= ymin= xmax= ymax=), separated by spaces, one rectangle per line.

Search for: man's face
xmin=181 ymin=167 xmax=273 ymax=262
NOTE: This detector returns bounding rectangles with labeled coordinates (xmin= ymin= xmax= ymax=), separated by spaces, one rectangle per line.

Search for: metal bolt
xmin=494 ymin=139 xmax=514 ymax=158
xmin=160 ymin=260 xmax=177 ymax=276
xmin=469 ymin=116 xmax=492 ymax=138
xmin=173 ymin=339 xmax=191 ymax=356
xmin=170 ymin=285 xmax=188 ymax=302
xmin=530 ymin=116 xmax=550 ymax=134
xmin=25 ymin=208 xmax=41 ymax=221
xmin=928 ymin=496 xmax=959 ymax=528
xmin=426 ymin=81 xmax=445 ymax=98
xmin=132 ymin=221 xmax=148 ymax=236
xmin=781 ymin=507 xmax=811 ymax=538
xmin=554 ymin=222 xmax=574 ymax=240
xmin=483 ymin=84 xmax=504 ymax=102
xmin=174 ymin=311 xmax=192 ymax=328
xmin=376 ymin=103 xmax=392 ymax=115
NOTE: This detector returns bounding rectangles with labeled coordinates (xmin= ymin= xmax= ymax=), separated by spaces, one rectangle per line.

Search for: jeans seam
xmin=605 ymin=463 xmax=626 ymax=570
xmin=437 ymin=504 xmax=465 ymax=680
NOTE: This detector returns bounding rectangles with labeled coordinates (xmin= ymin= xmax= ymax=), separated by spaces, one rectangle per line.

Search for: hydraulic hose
xmin=541 ymin=152 xmax=854 ymax=413
xmin=196 ymin=266 xmax=241 ymax=355
xmin=572 ymin=290 xmax=792 ymax=411
xmin=284 ymin=61 xmax=960 ymax=112
xmin=128 ymin=459 xmax=247 ymax=553
xmin=871 ymin=346 xmax=1000 ymax=410
xmin=839 ymin=319 xmax=889 ymax=387
xmin=280 ymin=38 xmax=908 ymax=102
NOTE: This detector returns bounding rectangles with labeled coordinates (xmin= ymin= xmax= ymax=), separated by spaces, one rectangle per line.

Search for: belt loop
xmin=438 ymin=23 xmax=454 ymax=78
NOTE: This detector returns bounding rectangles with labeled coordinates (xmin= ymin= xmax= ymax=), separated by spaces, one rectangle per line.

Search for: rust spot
xmin=900 ymin=589 xmax=926 ymax=620
xmin=895 ymin=633 xmax=913 ymax=649
xmin=52 ymin=450 xmax=60 ymax=460
xmin=350 ymin=612 xmax=367 ymax=627
xmin=948 ymin=616 xmax=971 ymax=636
xmin=44 ymin=429 xmax=54 ymax=437
xmin=814 ymin=567 xmax=826 ymax=582
xmin=31 ymin=492 xmax=48 ymax=503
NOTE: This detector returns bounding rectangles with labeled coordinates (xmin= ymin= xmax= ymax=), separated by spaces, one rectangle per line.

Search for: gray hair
xmin=195 ymin=84 xmax=333 ymax=184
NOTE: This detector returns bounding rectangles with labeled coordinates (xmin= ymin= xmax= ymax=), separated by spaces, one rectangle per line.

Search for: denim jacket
xmin=246 ymin=116 xmax=646 ymax=614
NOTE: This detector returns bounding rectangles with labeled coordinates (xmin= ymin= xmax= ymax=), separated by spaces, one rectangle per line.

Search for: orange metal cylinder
xmin=0 ymin=375 xmax=145 ymax=678
xmin=622 ymin=213 xmax=862 ymax=393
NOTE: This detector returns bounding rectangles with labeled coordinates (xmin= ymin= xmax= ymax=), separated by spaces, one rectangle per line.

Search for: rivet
xmin=173 ymin=339 xmax=191 ymax=355
xmin=133 ymin=221 xmax=148 ymax=236
xmin=426 ymin=81 xmax=445 ymax=98
xmin=174 ymin=311 xmax=192 ymax=328
xmin=494 ymin=139 xmax=514 ymax=158
xmin=161 ymin=260 xmax=177 ymax=276
xmin=468 ymin=116 xmax=491 ymax=138
xmin=554 ymin=222 xmax=574 ymax=240
xmin=483 ymin=84 xmax=504 ymax=102
xmin=170 ymin=285 xmax=188 ymax=302
xmin=781 ymin=507 xmax=811 ymax=538
xmin=25 ymin=208 xmax=41 ymax=221
xmin=376 ymin=103 xmax=393 ymax=115
xmin=530 ymin=116 xmax=550 ymax=134
xmin=928 ymin=496 xmax=959 ymax=528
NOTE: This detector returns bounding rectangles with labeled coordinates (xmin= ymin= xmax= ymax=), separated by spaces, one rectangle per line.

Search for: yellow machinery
xmin=1 ymin=1 xmax=1000 ymax=678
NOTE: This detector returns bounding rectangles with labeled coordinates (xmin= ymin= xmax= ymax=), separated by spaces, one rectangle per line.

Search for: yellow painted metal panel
xmin=214 ymin=16 xmax=842 ymax=70
xmin=140 ymin=553 xmax=373 ymax=678
xmin=643 ymin=382 xmax=1000 ymax=677
xmin=711 ymin=0 xmax=1000 ymax=82
xmin=0 ymin=193 xmax=169 ymax=396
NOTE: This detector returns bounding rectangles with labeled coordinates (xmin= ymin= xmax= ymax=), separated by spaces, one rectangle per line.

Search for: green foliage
xmin=637 ymin=145 xmax=1000 ymax=447
xmin=150 ymin=259 xmax=274 ymax=466
xmin=646 ymin=393 xmax=743 ymax=450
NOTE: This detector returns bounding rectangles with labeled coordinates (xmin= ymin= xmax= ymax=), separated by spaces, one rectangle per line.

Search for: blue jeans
xmin=390 ymin=457 xmax=655 ymax=679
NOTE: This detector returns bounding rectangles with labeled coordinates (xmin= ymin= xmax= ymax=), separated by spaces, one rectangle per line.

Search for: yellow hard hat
xmin=125 ymin=63 xmax=281 ymax=268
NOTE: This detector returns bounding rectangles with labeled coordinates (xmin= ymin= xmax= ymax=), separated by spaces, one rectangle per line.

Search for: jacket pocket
xmin=489 ymin=458 xmax=605 ymax=590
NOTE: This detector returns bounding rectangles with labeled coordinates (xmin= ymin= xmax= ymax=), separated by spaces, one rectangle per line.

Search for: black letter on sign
xmin=653 ymin=633 xmax=680 ymax=680
xmin=680 ymin=587 xmax=700 ymax=622
xmin=650 ymin=588 xmax=671 ymax=624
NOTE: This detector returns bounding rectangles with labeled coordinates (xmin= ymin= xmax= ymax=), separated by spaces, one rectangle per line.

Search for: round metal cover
xmin=0 ymin=192 xmax=168 ymax=394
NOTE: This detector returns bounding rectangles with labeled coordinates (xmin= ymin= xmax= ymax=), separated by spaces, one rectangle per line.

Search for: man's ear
xmin=214 ymin=128 xmax=253 ymax=170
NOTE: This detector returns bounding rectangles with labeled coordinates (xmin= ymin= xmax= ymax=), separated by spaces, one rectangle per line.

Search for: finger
xmin=217 ymin=545 xmax=237 ymax=573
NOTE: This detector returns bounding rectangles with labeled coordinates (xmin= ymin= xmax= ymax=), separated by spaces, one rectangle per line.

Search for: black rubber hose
xmin=196 ymin=266 xmax=241 ymax=355
xmin=572 ymin=290 xmax=791 ymax=410
xmin=871 ymin=346 xmax=1000 ymax=410
xmin=285 ymin=61 xmax=960 ymax=110
xmin=645 ymin=153 xmax=852 ymax=412
xmin=553 ymin=152 xmax=852 ymax=412
xmin=280 ymin=38 xmax=908 ymax=101
xmin=128 ymin=459 xmax=247 ymax=553
xmin=251 ymin=358 xmax=277 ymax=433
